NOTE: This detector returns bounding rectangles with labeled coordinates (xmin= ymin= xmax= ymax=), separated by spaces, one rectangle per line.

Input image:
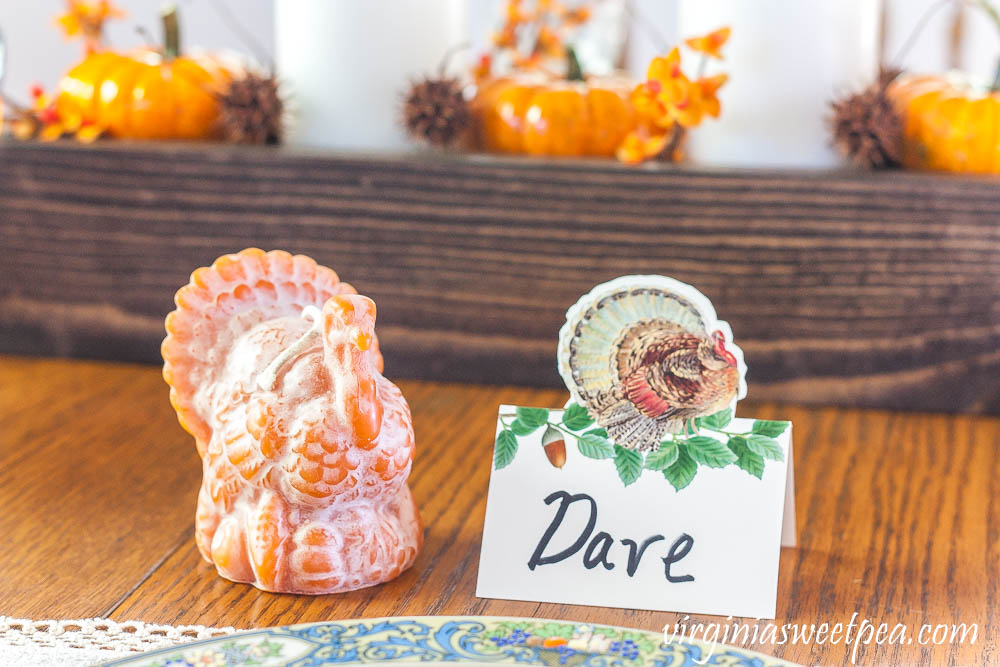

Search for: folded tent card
xmin=477 ymin=275 xmax=796 ymax=619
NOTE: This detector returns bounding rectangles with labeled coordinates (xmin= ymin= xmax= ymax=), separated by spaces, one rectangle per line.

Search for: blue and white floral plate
xmin=102 ymin=616 xmax=801 ymax=666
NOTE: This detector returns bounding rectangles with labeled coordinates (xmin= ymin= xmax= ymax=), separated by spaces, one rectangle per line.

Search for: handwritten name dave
xmin=527 ymin=490 xmax=695 ymax=583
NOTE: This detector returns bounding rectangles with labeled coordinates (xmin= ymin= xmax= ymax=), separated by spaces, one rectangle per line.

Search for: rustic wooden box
xmin=2 ymin=141 xmax=999 ymax=413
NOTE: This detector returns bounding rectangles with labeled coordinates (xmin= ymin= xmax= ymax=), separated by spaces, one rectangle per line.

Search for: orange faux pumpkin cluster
xmin=56 ymin=1 xmax=232 ymax=140
xmin=1 ymin=1 xmax=233 ymax=142
xmin=474 ymin=71 xmax=638 ymax=157
xmin=471 ymin=25 xmax=730 ymax=161
xmin=473 ymin=0 xmax=639 ymax=157
xmin=58 ymin=49 xmax=232 ymax=140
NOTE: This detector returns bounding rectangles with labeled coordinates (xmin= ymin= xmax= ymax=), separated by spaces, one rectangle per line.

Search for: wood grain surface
xmin=0 ymin=357 xmax=202 ymax=619
xmin=2 ymin=141 xmax=1000 ymax=415
xmin=0 ymin=355 xmax=995 ymax=666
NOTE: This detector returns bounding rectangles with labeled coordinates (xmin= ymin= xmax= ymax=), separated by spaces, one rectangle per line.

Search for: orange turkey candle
xmin=162 ymin=248 xmax=422 ymax=594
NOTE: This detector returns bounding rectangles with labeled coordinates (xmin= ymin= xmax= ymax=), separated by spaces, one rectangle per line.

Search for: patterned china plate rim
xmin=102 ymin=614 xmax=803 ymax=666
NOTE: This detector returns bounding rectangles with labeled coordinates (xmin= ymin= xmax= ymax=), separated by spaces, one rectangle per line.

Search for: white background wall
xmin=1 ymin=1 xmax=997 ymax=109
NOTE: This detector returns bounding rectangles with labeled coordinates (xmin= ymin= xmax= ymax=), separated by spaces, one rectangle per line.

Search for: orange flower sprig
xmin=685 ymin=26 xmax=730 ymax=61
xmin=478 ymin=0 xmax=593 ymax=78
xmin=617 ymin=27 xmax=730 ymax=165
xmin=3 ymin=84 xmax=104 ymax=142
xmin=56 ymin=0 xmax=124 ymax=55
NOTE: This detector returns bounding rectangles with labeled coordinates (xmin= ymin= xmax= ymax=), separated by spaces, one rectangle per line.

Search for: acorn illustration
xmin=542 ymin=426 xmax=566 ymax=468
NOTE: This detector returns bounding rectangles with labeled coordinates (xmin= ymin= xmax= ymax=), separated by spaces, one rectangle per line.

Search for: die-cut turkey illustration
xmin=558 ymin=275 xmax=747 ymax=452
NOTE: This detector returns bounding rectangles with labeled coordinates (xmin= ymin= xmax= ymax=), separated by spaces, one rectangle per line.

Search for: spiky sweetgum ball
xmin=830 ymin=69 xmax=904 ymax=169
xmin=218 ymin=72 xmax=284 ymax=145
xmin=402 ymin=76 xmax=470 ymax=148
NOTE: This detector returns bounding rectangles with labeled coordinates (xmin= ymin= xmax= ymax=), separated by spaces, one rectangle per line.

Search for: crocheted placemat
xmin=0 ymin=616 xmax=236 ymax=667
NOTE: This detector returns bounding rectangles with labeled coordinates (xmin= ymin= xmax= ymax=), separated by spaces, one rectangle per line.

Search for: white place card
xmin=477 ymin=406 xmax=795 ymax=619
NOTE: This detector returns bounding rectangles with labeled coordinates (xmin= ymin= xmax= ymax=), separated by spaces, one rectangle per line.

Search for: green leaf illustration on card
xmin=561 ymin=403 xmax=594 ymax=431
xmin=516 ymin=406 xmax=550 ymax=428
xmin=695 ymin=407 xmax=733 ymax=431
xmin=685 ymin=435 xmax=738 ymax=468
xmin=751 ymin=420 xmax=790 ymax=437
xmin=577 ymin=431 xmax=615 ymax=459
xmin=727 ymin=435 xmax=747 ymax=456
xmin=747 ymin=434 xmax=785 ymax=461
xmin=740 ymin=451 xmax=765 ymax=479
xmin=644 ymin=441 xmax=679 ymax=471
xmin=509 ymin=418 xmax=540 ymax=436
xmin=663 ymin=446 xmax=697 ymax=490
xmin=613 ymin=445 xmax=643 ymax=486
xmin=728 ymin=436 xmax=764 ymax=479
xmin=494 ymin=430 xmax=518 ymax=470
xmin=494 ymin=401 xmax=784 ymax=488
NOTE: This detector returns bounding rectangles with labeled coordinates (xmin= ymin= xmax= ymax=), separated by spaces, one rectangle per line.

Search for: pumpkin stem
xmin=566 ymin=46 xmax=584 ymax=82
xmin=162 ymin=3 xmax=180 ymax=61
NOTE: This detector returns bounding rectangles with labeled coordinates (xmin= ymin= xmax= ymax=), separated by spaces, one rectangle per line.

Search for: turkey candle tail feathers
xmin=557 ymin=275 xmax=747 ymax=452
xmin=162 ymin=248 xmax=376 ymax=452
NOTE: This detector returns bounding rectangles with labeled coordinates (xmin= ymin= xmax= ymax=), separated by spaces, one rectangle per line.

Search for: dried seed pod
xmin=829 ymin=67 xmax=903 ymax=169
xmin=218 ymin=72 xmax=284 ymax=145
xmin=402 ymin=74 xmax=469 ymax=148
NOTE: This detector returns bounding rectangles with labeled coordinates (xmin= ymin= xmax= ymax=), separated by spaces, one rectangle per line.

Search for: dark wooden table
xmin=1 ymin=355 xmax=996 ymax=666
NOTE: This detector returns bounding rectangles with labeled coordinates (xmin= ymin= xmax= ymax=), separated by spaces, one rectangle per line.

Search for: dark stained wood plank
xmin=0 ymin=356 xmax=203 ymax=618
xmin=1 ymin=141 xmax=1000 ymax=417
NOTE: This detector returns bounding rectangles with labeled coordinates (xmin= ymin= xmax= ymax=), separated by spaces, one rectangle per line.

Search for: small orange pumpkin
xmin=890 ymin=74 xmax=1000 ymax=174
xmin=474 ymin=70 xmax=638 ymax=157
xmin=56 ymin=7 xmax=232 ymax=140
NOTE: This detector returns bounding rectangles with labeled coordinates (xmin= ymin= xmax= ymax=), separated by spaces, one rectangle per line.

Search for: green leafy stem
xmin=494 ymin=404 xmax=789 ymax=491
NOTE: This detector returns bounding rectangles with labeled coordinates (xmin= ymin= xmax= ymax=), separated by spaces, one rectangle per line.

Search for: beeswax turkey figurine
xmin=162 ymin=248 xmax=422 ymax=594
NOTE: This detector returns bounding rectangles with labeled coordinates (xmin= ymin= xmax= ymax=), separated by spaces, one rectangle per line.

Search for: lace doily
xmin=0 ymin=616 xmax=236 ymax=667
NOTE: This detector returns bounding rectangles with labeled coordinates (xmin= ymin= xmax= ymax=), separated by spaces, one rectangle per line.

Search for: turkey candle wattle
xmin=162 ymin=248 xmax=422 ymax=594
